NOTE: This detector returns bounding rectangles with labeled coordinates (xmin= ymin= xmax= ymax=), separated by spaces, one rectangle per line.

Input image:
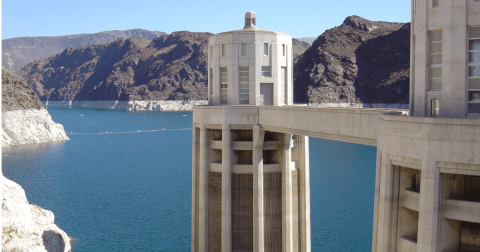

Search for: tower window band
xmin=468 ymin=27 xmax=480 ymax=113
xmin=220 ymin=67 xmax=228 ymax=104
xmin=238 ymin=67 xmax=249 ymax=104
xmin=429 ymin=30 xmax=442 ymax=90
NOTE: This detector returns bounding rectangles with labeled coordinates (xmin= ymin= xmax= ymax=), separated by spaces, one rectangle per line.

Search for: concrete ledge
xmin=264 ymin=164 xmax=280 ymax=173
xmin=263 ymin=141 xmax=280 ymax=150
xmin=442 ymin=199 xmax=480 ymax=223
xmin=210 ymin=163 xmax=222 ymax=173
xmin=232 ymin=141 xmax=253 ymax=150
xmin=210 ymin=140 xmax=222 ymax=149
xmin=397 ymin=236 xmax=417 ymax=252
xmin=232 ymin=164 xmax=253 ymax=174
xmin=400 ymin=190 xmax=420 ymax=212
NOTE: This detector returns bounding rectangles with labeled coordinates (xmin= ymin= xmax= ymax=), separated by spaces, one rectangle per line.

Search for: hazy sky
xmin=2 ymin=0 xmax=410 ymax=40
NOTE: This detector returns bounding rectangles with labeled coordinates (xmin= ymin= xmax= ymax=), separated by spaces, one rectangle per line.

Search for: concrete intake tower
xmin=191 ymin=12 xmax=311 ymax=252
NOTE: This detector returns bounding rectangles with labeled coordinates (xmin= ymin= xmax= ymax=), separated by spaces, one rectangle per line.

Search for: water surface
xmin=2 ymin=109 xmax=376 ymax=251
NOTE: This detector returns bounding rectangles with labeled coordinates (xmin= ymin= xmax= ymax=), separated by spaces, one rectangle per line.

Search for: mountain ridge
xmin=3 ymin=28 xmax=166 ymax=72
xmin=294 ymin=15 xmax=410 ymax=104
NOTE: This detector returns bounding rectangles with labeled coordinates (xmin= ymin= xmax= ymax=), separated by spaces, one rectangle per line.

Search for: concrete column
xmin=417 ymin=159 xmax=441 ymax=252
xmin=253 ymin=125 xmax=265 ymax=252
xmin=298 ymin=136 xmax=311 ymax=252
xmin=371 ymin=150 xmax=381 ymax=252
xmin=192 ymin=126 xmax=198 ymax=252
xmin=221 ymin=125 xmax=232 ymax=252
xmin=282 ymin=133 xmax=293 ymax=252
xmin=374 ymin=154 xmax=399 ymax=252
xmin=198 ymin=124 xmax=208 ymax=252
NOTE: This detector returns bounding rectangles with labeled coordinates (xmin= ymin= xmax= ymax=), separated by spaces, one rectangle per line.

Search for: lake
xmin=2 ymin=108 xmax=377 ymax=251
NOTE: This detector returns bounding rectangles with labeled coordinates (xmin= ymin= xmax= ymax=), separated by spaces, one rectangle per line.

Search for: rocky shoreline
xmin=43 ymin=100 xmax=208 ymax=111
xmin=2 ymin=175 xmax=71 ymax=252
xmin=2 ymin=109 xmax=69 ymax=147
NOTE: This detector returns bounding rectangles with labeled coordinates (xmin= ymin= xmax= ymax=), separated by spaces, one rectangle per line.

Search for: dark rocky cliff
xmin=19 ymin=32 xmax=310 ymax=102
xmin=2 ymin=67 xmax=44 ymax=111
xmin=3 ymin=29 xmax=166 ymax=72
xmin=294 ymin=16 xmax=410 ymax=104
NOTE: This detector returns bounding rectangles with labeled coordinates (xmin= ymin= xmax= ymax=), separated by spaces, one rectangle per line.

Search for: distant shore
xmin=42 ymin=100 xmax=208 ymax=111
xmin=42 ymin=100 xmax=409 ymax=111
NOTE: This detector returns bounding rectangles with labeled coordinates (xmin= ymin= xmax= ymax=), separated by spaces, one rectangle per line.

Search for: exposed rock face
xmin=2 ymin=109 xmax=70 ymax=147
xmin=2 ymin=67 xmax=44 ymax=111
xmin=2 ymin=175 xmax=71 ymax=252
xmin=292 ymin=39 xmax=310 ymax=63
xmin=18 ymin=32 xmax=309 ymax=103
xmin=2 ymin=68 xmax=69 ymax=147
xmin=3 ymin=29 xmax=166 ymax=72
xmin=19 ymin=32 xmax=212 ymax=101
xmin=294 ymin=16 xmax=410 ymax=104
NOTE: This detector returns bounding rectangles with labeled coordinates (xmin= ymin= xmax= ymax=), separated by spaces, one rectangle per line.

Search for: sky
xmin=2 ymin=0 xmax=411 ymax=40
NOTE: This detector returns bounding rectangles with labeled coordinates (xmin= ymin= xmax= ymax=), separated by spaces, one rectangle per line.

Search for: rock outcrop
xmin=2 ymin=67 xmax=69 ymax=147
xmin=18 ymin=32 xmax=309 ymax=103
xmin=2 ymin=175 xmax=71 ymax=252
xmin=294 ymin=16 xmax=410 ymax=104
xmin=3 ymin=29 xmax=166 ymax=72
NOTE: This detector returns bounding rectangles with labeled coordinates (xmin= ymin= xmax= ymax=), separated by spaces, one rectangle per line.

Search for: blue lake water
xmin=2 ymin=109 xmax=377 ymax=252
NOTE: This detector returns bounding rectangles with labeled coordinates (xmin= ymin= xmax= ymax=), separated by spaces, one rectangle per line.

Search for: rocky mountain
xmin=295 ymin=37 xmax=317 ymax=46
xmin=292 ymin=39 xmax=310 ymax=63
xmin=3 ymin=29 xmax=166 ymax=72
xmin=18 ymin=32 xmax=309 ymax=102
xmin=294 ymin=16 xmax=410 ymax=104
xmin=2 ymin=67 xmax=44 ymax=111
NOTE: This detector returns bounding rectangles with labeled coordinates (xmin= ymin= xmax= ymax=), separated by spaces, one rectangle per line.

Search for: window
xmin=282 ymin=44 xmax=285 ymax=56
xmin=281 ymin=67 xmax=287 ymax=104
xmin=241 ymin=43 xmax=246 ymax=56
xmin=238 ymin=67 xmax=249 ymax=104
xmin=468 ymin=27 xmax=480 ymax=113
xmin=220 ymin=67 xmax=228 ymax=104
xmin=429 ymin=30 xmax=442 ymax=90
xmin=433 ymin=0 xmax=439 ymax=7
xmin=222 ymin=44 xmax=225 ymax=57
xmin=264 ymin=43 xmax=268 ymax=55
xmin=261 ymin=66 xmax=271 ymax=77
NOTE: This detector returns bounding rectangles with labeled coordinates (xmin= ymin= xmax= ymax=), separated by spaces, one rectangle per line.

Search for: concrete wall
xmin=412 ymin=0 xmax=480 ymax=118
xmin=372 ymin=112 xmax=480 ymax=252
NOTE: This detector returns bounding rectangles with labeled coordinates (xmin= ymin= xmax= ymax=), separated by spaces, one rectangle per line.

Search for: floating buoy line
xmin=67 ymin=128 xmax=192 ymax=135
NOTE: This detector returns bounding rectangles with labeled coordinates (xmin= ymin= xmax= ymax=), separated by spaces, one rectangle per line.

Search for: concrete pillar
xmin=371 ymin=150 xmax=381 ymax=252
xmin=253 ymin=125 xmax=265 ymax=252
xmin=282 ymin=133 xmax=293 ymax=252
xmin=221 ymin=125 xmax=232 ymax=252
xmin=298 ymin=136 xmax=311 ymax=252
xmin=198 ymin=124 xmax=208 ymax=252
xmin=192 ymin=127 xmax=198 ymax=252
xmin=374 ymin=154 xmax=399 ymax=252
xmin=417 ymin=160 xmax=440 ymax=252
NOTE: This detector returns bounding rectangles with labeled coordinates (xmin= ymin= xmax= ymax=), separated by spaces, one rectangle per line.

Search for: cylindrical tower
xmin=207 ymin=11 xmax=293 ymax=106
xmin=192 ymin=12 xmax=311 ymax=252
xmin=410 ymin=0 xmax=480 ymax=118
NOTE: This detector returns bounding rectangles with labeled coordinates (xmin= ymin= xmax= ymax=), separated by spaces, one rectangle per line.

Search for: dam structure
xmin=192 ymin=5 xmax=480 ymax=252
xmin=191 ymin=12 xmax=311 ymax=252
